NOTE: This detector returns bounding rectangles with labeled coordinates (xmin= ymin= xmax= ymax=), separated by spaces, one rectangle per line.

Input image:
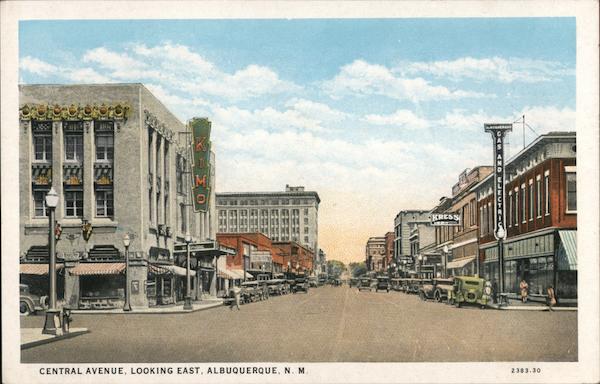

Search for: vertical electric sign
xmin=190 ymin=118 xmax=211 ymax=212
xmin=484 ymin=123 xmax=512 ymax=292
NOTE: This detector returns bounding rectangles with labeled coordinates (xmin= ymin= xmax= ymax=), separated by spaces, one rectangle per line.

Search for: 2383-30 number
xmin=511 ymin=368 xmax=541 ymax=374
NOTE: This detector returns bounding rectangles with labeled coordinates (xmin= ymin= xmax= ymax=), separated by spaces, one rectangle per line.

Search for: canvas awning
xmin=446 ymin=256 xmax=476 ymax=270
xmin=557 ymin=230 xmax=577 ymax=270
xmin=20 ymin=263 xmax=63 ymax=275
xmin=148 ymin=264 xmax=171 ymax=275
xmin=218 ymin=269 xmax=241 ymax=280
xmin=164 ymin=265 xmax=189 ymax=277
xmin=70 ymin=262 xmax=125 ymax=276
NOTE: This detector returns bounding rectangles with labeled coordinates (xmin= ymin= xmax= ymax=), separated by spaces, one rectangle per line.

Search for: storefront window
xmin=566 ymin=172 xmax=576 ymax=212
xmin=80 ymin=275 xmax=125 ymax=298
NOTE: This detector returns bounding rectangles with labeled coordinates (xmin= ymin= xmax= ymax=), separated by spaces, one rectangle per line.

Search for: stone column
xmin=150 ymin=129 xmax=157 ymax=230
xmin=52 ymin=121 xmax=64 ymax=221
xmin=83 ymin=121 xmax=94 ymax=222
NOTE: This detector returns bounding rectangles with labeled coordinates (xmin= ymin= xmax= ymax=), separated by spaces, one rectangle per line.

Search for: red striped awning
xmin=70 ymin=262 xmax=125 ymax=276
xmin=148 ymin=264 xmax=171 ymax=275
xmin=20 ymin=264 xmax=63 ymax=275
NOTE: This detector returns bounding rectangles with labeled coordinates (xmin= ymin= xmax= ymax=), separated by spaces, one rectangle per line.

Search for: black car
xmin=375 ymin=276 xmax=390 ymax=292
xmin=293 ymin=278 xmax=309 ymax=293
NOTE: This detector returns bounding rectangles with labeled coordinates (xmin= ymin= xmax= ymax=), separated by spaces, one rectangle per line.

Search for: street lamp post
xmin=123 ymin=233 xmax=132 ymax=311
xmin=184 ymin=233 xmax=193 ymax=310
xmin=42 ymin=187 xmax=61 ymax=335
xmin=443 ymin=245 xmax=449 ymax=278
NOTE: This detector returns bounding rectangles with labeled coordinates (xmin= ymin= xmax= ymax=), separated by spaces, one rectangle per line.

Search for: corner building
xmin=19 ymin=84 xmax=218 ymax=309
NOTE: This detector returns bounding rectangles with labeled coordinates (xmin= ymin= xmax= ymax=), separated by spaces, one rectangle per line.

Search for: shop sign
xmin=431 ymin=213 xmax=460 ymax=226
xmin=190 ymin=118 xmax=211 ymax=212
xmin=484 ymin=123 xmax=512 ymax=240
xmin=250 ymin=251 xmax=272 ymax=264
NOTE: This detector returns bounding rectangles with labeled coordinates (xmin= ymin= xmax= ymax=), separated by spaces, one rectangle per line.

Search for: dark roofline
xmin=216 ymin=190 xmax=321 ymax=204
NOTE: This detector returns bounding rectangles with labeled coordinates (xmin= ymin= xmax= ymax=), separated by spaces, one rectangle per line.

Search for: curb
xmin=21 ymin=329 xmax=90 ymax=350
xmin=70 ymin=302 xmax=224 ymax=315
xmin=487 ymin=304 xmax=577 ymax=311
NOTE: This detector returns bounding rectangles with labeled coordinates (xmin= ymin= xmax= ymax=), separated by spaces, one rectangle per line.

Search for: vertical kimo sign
xmin=484 ymin=123 xmax=512 ymax=240
xmin=190 ymin=118 xmax=211 ymax=212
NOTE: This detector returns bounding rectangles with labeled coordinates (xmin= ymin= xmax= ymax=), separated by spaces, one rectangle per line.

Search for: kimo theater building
xmin=476 ymin=131 xmax=577 ymax=302
xmin=19 ymin=84 xmax=221 ymax=310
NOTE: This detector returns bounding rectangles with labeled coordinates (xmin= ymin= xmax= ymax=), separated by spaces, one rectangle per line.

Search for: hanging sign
xmin=190 ymin=118 xmax=211 ymax=212
xmin=484 ymin=123 xmax=512 ymax=240
xmin=431 ymin=213 xmax=461 ymax=226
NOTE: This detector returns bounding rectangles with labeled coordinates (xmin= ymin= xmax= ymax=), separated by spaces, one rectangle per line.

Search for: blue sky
xmin=19 ymin=18 xmax=576 ymax=263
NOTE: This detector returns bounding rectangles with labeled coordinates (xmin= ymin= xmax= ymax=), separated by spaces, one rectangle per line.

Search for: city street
xmin=21 ymin=286 xmax=577 ymax=363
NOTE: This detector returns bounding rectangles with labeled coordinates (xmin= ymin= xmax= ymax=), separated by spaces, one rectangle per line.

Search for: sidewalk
xmin=70 ymin=299 xmax=224 ymax=315
xmin=487 ymin=298 xmax=577 ymax=311
xmin=21 ymin=328 xmax=89 ymax=350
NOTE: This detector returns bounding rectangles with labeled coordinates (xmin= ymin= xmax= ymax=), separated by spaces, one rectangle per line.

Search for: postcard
xmin=1 ymin=1 xmax=598 ymax=383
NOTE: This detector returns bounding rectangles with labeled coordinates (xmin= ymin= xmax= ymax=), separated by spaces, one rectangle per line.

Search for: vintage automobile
xmin=358 ymin=277 xmax=376 ymax=291
xmin=240 ymin=281 xmax=269 ymax=303
xmin=293 ymin=277 xmax=309 ymax=293
xmin=266 ymin=279 xmax=286 ymax=296
xmin=375 ymin=276 xmax=390 ymax=292
xmin=20 ymin=284 xmax=45 ymax=315
xmin=404 ymin=278 xmax=421 ymax=294
xmin=349 ymin=278 xmax=359 ymax=288
xmin=418 ymin=278 xmax=454 ymax=301
xmin=308 ymin=277 xmax=318 ymax=288
xmin=451 ymin=276 xmax=490 ymax=309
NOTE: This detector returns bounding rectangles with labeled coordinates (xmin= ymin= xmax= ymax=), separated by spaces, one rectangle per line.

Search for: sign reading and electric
xmin=431 ymin=213 xmax=461 ymax=226
xmin=484 ymin=123 xmax=513 ymax=240
xmin=190 ymin=118 xmax=212 ymax=212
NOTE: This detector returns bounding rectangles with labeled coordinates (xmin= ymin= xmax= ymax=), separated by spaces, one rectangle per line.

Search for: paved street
xmin=21 ymin=286 xmax=577 ymax=363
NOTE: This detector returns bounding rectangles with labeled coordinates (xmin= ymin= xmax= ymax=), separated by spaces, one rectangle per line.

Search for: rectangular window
xmin=180 ymin=203 xmax=187 ymax=233
xmin=95 ymin=121 xmax=114 ymax=162
xmin=148 ymin=130 xmax=153 ymax=174
xmin=566 ymin=171 xmax=577 ymax=212
xmin=479 ymin=206 xmax=484 ymax=236
xmin=149 ymin=189 xmax=153 ymax=224
xmin=521 ymin=184 xmax=526 ymax=223
xmin=487 ymin=202 xmax=492 ymax=235
xmin=95 ymin=189 xmax=114 ymax=218
xmin=536 ymin=176 xmax=542 ymax=217
xmin=64 ymin=134 xmax=83 ymax=162
xmin=529 ymin=180 xmax=534 ymax=221
xmin=64 ymin=190 xmax=83 ymax=217
xmin=95 ymin=135 xmax=114 ymax=161
xmin=33 ymin=135 xmax=52 ymax=161
xmin=508 ymin=192 xmax=512 ymax=227
xmin=33 ymin=189 xmax=49 ymax=217
xmin=514 ymin=188 xmax=519 ymax=225
xmin=544 ymin=172 xmax=550 ymax=215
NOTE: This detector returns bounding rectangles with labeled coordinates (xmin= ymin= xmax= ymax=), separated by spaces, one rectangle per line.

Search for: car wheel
xmin=20 ymin=301 xmax=31 ymax=316
xmin=434 ymin=291 xmax=441 ymax=302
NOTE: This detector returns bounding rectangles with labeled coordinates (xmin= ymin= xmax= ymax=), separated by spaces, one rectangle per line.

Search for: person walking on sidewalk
xmin=230 ymin=285 xmax=241 ymax=311
xmin=546 ymin=285 xmax=557 ymax=311
xmin=519 ymin=279 xmax=529 ymax=303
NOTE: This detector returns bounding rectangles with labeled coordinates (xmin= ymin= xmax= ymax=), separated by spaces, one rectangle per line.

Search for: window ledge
xmin=565 ymin=210 xmax=577 ymax=215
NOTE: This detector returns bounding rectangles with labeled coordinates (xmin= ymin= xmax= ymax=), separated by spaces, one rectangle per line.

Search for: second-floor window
xmin=65 ymin=190 xmax=83 ymax=217
xmin=33 ymin=189 xmax=49 ymax=217
xmin=96 ymin=189 xmax=114 ymax=218
xmin=34 ymin=135 xmax=52 ymax=161
xmin=95 ymin=135 xmax=114 ymax=161
xmin=566 ymin=171 xmax=576 ymax=212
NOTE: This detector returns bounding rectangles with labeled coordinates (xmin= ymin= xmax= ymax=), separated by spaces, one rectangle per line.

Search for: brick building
xmin=476 ymin=132 xmax=577 ymax=299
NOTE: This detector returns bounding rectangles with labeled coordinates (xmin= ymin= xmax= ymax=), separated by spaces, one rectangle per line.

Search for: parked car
xmin=293 ymin=277 xmax=309 ymax=293
xmin=418 ymin=278 xmax=454 ymax=301
xmin=405 ymin=278 xmax=421 ymax=294
xmin=308 ymin=277 xmax=318 ymax=288
xmin=241 ymin=281 xmax=268 ymax=303
xmin=20 ymin=284 xmax=45 ymax=315
xmin=349 ymin=278 xmax=359 ymax=288
xmin=451 ymin=276 xmax=490 ymax=309
xmin=358 ymin=277 xmax=376 ymax=292
xmin=375 ymin=276 xmax=390 ymax=292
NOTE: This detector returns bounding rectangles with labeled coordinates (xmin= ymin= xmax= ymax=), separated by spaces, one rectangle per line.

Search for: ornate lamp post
xmin=184 ymin=233 xmax=193 ymax=310
xmin=123 ymin=233 xmax=132 ymax=311
xmin=42 ymin=187 xmax=61 ymax=335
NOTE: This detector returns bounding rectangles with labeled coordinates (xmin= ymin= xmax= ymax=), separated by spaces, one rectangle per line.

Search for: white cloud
xmin=20 ymin=56 xmax=58 ymax=76
xmin=66 ymin=68 xmax=112 ymax=83
xmin=83 ymin=47 xmax=146 ymax=72
xmin=398 ymin=56 xmax=574 ymax=83
xmin=284 ymin=98 xmax=349 ymax=122
xmin=323 ymin=59 xmax=489 ymax=102
xmin=363 ymin=109 xmax=430 ymax=129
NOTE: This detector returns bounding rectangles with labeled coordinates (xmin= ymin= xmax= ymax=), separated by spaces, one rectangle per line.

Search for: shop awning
xmin=148 ymin=264 xmax=171 ymax=275
xmin=70 ymin=262 xmax=125 ymax=276
xmin=20 ymin=263 xmax=63 ymax=275
xmin=446 ymin=256 xmax=476 ymax=270
xmin=218 ymin=269 xmax=241 ymax=280
xmin=164 ymin=265 xmax=189 ymax=277
xmin=557 ymin=230 xmax=577 ymax=270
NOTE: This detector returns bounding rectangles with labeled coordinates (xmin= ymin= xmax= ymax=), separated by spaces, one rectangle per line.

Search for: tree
xmin=348 ymin=262 xmax=367 ymax=277
xmin=327 ymin=260 xmax=346 ymax=279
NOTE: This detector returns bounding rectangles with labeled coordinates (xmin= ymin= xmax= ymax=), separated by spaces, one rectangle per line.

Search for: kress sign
xmin=431 ymin=213 xmax=461 ymax=226
xmin=190 ymin=118 xmax=212 ymax=212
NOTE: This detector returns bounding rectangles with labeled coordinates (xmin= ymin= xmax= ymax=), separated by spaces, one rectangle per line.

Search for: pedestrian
xmin=230 ymin=284 xmax=241 ymax=311
xmin=492 ymin=279 xmax=498 ymax=304
xmin=547 ymin=285 xmax=557 ymax=311
xmin=519 ymin=279 xmax=529 ymax=303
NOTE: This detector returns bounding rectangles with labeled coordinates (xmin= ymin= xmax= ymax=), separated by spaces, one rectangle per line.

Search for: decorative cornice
xmin=20 ymin=103 xmax=130 ymax=121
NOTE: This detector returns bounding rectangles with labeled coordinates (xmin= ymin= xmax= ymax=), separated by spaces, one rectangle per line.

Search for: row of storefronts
xmin=390 ymin=131 xmax=577 ymax=301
